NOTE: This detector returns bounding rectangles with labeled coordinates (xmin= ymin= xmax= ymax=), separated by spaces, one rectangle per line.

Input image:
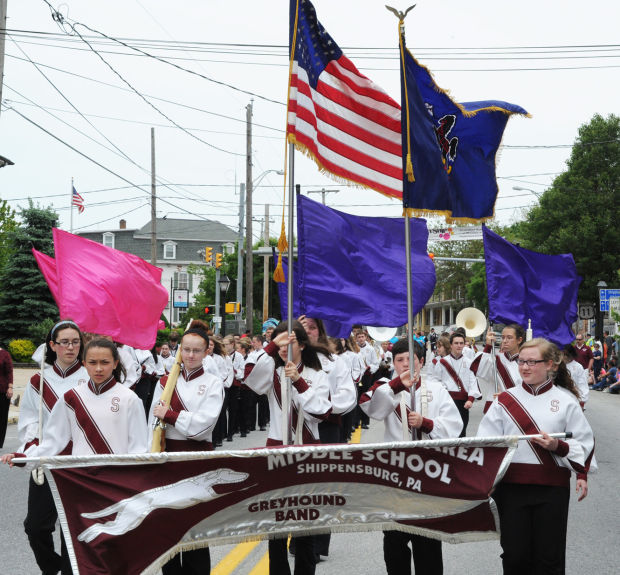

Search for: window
xmin=102 ymin=232 xmax=115 ymax=249
xmin=223 ymin=242 xmax=236 ymax=255
xmin=163 ymin=241 xmax=176 ymax=260
xmin=177 ymin=271 xmax=189 ymax=290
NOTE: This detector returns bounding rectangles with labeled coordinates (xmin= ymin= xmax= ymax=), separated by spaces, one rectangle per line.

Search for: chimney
xmin=119 ymin=219 xmax=127 ymax=230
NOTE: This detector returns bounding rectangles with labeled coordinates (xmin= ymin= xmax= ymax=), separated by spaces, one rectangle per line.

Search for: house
xmin=78 ymin=218 xmax=237 ymax=325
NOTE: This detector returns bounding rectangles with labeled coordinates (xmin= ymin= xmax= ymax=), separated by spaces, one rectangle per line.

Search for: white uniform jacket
xmin=358 ymin=343 xmax=379 ymax=375
xmin=477 ymin=381 xmax=595 ymax=487
xmin=342 ymin=350 xmax=363 ymax=385
xmin=243 ymin=342 xmax=331 ymax=445
xmin=359 ymin=376 xmax=463 ymax=441
xmin=159 ymin=353 xmax=177 ymax=374
xmin=470 ymin=345 xmax=521 ymax=412
xmin=117 ymin=345 xmax=141 ymax=388
xmin=565 ymin=360 xmax=589 ymax=405
xmin=433 ymin=354 xmax=481 ymax=402
xmin=22 ymin=377 xmax=148 ymax=459
xmin=231 ymin=350 xmax=246 ymax=381
xmin=320 ymin=353 xmax=357 ymax=416
xmin=18 ymin=360 xmax=88 ymax=453
xmin=149 ymin=367 xmax=224 ymax=444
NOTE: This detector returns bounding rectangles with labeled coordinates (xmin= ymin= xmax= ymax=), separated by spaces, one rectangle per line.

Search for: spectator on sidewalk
xmin=592 ymin=343 xmax=603 ymax=381
xmin=573 ymin=335 xmax=594 ymax=372
xmin=0 ymin=344 xmax=14 ymax=449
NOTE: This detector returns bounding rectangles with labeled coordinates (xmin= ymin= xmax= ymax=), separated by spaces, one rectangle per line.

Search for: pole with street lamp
xmin=218 ymin=274 xmax=231 ymax=336
xmin=596 ymin=280 xmax=607 ymax=347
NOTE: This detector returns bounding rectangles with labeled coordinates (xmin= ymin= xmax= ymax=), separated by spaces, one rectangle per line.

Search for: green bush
xmin=8 ymin=339 xmax=36 ymax=362
xmin=28 ymin=317 xmax=57 ymax=344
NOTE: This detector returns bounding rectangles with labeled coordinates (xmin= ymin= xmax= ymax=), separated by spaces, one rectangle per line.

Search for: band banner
xmin=38 ymin=438 xmax=516 ymax=574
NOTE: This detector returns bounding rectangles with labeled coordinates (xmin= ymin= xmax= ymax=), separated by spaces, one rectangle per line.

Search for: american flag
xmin=287 ymin=0 xmax=403 ymax=199
xmin=72 ymin=186 xmax=85 ymax=213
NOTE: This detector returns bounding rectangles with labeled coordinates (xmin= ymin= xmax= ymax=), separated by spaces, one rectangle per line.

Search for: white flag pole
xmin=69 ymin=177 xmax=74 ymax=233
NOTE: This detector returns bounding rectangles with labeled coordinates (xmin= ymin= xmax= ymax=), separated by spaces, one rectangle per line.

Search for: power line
xmin=5 ymin=53 xmax=284 ymax=134
xmin=39 ymin=1 xmax=286 ymax=107
xmin=4 ymin=105 xmax=218 ymax=223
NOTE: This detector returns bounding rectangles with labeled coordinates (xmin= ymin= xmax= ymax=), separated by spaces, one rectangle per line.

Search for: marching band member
xmin=355 ymin=329 xmax=380 ymax=430
xmin=342 ymin=335 xmax=364 ymax=440
xmin=150 ymin=320 xmax=225 ymax=574
xmin=470 ymin=324 xmax=524 ymax=414
xmin=244 ymin=321 xmax=331 ymax=575
xmin=4 ymin=336 xmax=148 ymax=575
xmin=210 ymin=337 xmax=233 ymax=447
xmin=159 ymin=343 xmax=177 ymax=373
xmin=359 ymin=339 xmax=462 ymax=575
xmin=116 ymin=343 xmax=141 ymax=389
xmin=562 ymin=345 xmax=589 ymax=409
xmin=299 ymin=317 xmax=357 ymax=561
xmin=13 ymin=320 xmax=88 ymax=575
xmin=477 ymin=338 xmax=595 ymax=574
xmin=432 ymin=332 xmax=481 ymax=435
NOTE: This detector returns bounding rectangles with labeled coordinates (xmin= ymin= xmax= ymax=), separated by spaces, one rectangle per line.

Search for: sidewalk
xmin=8 ymin=367 xmax=37 ymax=425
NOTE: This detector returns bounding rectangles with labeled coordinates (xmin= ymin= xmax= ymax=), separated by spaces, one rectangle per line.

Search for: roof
xmin=135 ymin=218 xmax=237 ymax=242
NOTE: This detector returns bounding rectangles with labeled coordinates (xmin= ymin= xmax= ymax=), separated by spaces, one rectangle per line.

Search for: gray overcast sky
xmin=1 ymin=0 xmax=619 ymax=241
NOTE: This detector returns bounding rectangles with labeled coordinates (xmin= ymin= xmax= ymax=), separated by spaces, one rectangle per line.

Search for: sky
xmin=1 ymin=0 xmax=619 ymax=244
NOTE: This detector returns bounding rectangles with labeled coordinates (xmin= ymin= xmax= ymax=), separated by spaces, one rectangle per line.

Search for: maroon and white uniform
xmin=243 ymin=341 xmax=331 ymax=445
xmin=18 ymin=360 xmax=88 ymax=453
xmin=321 ymin=353 xmax=357 ymax=416
xmin=342 ymin=350 xmax=363 ymax=385
xmin=23 ymin=377 xmax=148 ymax=458
xmin=470 ymin=345 xmax=521 ymax=413
xmin=565 ymin=360 xmax=589 ymax=407
xmin=432 ymin=353 xmax=481 ymax=403
xmin=149 ymin=367 xmax=224 ymax=449
xmin=359 ymin=376 xmax=463 ymax=441
xmin=358 ymin=342 xmax=379 ymax=376
xmin=477 ymin=380 xmax=595 ymax=485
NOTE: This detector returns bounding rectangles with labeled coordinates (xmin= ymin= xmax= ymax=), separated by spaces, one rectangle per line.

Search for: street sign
xmin=173 ymin=289 xmax=189 ymax=308
xmin=213 ymin=316 xmax=222 ymax=324
xmin=600 ymin=288 xmax=620 ymax=312
xmin=579 ymin=303 xmax=596 ymax=320
xmin=610 ymin=297 xmax=620 ymax=313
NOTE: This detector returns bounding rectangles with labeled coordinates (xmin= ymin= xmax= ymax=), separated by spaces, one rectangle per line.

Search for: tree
xmin=0 ymin=198 xmax=18 ymax=272
xmin=0 ymin=201 xmax=59 ymax=340
xmin=511 ymin=113 xmax=620 ymax=302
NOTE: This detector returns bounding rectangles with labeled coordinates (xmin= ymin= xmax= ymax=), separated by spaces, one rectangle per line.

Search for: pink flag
xmin=37 ymin=229 xmax=169 ymax=349
xmin=32 ymin=248 xmax=60 ymax=304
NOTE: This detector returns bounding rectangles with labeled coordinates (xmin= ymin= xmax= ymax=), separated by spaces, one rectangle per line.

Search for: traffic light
xmin=215 ymin=253 xmax=223 ymax=269
xmin=225 ymin=302 xmax=241 ymax=314
xmin=204 ymin=246 xmax=213 ymax=264
xmin=204 ymin=306 xmax=214 ymax=314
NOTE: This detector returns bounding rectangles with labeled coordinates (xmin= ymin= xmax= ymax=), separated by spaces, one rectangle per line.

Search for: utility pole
xmin=0 ymin=0 xmax=7 ymax=116
xmin=262 ymin=203 xmax=270 ymax=322
xmin=236 ymin=182 xmax=245 ymax=322
xmin=150 ymin=128 xmax=157 ymax=266
xmin=307 ymin=188 xmax=339 ymax=205
xmin=245 ymin=100 xmax=253 ymax=334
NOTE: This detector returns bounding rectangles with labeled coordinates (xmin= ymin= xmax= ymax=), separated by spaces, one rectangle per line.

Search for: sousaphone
xmin=366 ymin=326 xmax=398 ymax=342
xmin=455 ymin=307 xmax=487 ymax=338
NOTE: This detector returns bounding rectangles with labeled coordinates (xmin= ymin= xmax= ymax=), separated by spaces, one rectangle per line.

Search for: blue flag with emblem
xmin=400 ymin=41 xmax=529 ymax=222
xmin=483 ymin=226 xmax=582 ymax=347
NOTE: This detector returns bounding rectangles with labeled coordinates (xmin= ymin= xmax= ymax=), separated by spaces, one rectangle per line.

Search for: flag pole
xmin=69 ymin=177 xmax=74 ymax=233
xmin=284 ymin=142 xmax=295 ymax=446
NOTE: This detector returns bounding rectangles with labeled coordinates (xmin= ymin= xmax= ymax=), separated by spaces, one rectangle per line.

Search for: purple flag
xmin=483 ymin=226 xmax=581 ymax=346
xmin=293 ymin=196 xmax=436 ymax=336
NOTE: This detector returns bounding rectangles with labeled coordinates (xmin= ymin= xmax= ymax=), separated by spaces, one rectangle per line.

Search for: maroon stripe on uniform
xmin=64 ymin=389 xmax=113 ymax=454
xmin=495 ymin=356 xmax=516 ymax=389
xmin=440 ymin=358 xmax=466 ymax=394
xmin=497 ymin=392 xmax=557 ymax=468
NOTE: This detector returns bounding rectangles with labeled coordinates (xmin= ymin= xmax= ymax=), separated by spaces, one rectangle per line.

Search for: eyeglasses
xmin=517 ymin=359 xmax=546 ymax=366
xmin=55 ymin=339 xmax=81 ymax=348
xmin=182 ymin=348 xmax=206 ymax=355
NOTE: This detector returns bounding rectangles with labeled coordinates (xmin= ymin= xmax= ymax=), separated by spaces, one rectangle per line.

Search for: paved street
xmin=1 ymin=369 xmax=619 ymax=574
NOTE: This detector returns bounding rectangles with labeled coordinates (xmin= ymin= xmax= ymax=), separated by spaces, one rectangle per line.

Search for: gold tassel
xmin=273 ymin=221 xmax=288 ymax=283
xmin=406 ymin=153 xmax=415 ymax=182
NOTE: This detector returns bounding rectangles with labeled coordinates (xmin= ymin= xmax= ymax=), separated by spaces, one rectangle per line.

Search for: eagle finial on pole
xmin=385 ymin=4 xmax=416 ymax=21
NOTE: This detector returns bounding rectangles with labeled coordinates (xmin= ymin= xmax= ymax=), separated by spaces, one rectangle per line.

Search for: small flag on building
xmin=72 ymin=186 xmax=85 ymax=213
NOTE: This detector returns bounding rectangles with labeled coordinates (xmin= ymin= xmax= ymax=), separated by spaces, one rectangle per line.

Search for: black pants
xmin=258 ymin=394 xmax=270 ymax=428
xmin=383 ymin=530 xmax=443 ymax=575
xmin=134 ymin=374 xmax=158 ymax=419
xmin=355 ymin=370 xmax=373 ymax=428
xmin=213 ymin=387 xmax=229 ymax=445
xmin=162 ymin=547 xmax=211 ymax=575
xmin=245 ymin=387 xmax=259 ymax=430
xmin=227 ymin=386 xmax=246 ymax=438
xmin=269 ymin=536 xmax=316 ymax=575
xmin=24 ymin=475 xmax=72 ymax=575
xmin=493 ymin=483 xmax=569 ymax=574
xmin=0 ymin=392 xmax=9 ymax=448
xmin=451 ymin=398 xmax=469 ymax=437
